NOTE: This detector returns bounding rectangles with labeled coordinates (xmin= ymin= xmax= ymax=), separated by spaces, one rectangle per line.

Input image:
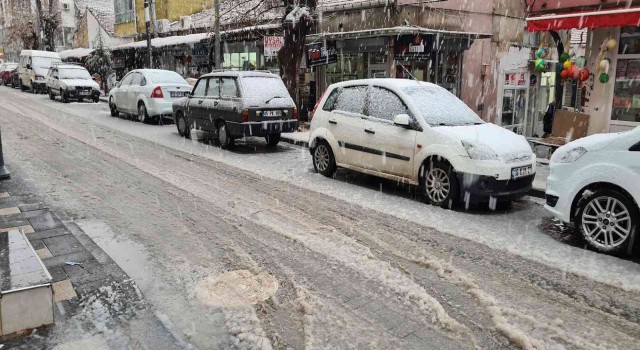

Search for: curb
xmin=280 ymin=135 xmax=546 ymax=200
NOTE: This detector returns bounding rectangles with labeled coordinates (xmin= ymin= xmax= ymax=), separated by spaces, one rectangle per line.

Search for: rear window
xmin=145 ymin=71 xmax=187 ymax=85
xmin=240 ymin=76 xmax=290 ymax=101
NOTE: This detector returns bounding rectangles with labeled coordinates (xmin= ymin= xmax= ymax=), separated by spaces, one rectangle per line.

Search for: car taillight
xmin=310 ymin=90 xmax=329 ymax=120
xmin=292 ymin=108 xmax=298 ymax=120
xmin=242 ymin=109 xmax=249 ymax=122
xmin=151 ymin=86 xmax=164 ymax=98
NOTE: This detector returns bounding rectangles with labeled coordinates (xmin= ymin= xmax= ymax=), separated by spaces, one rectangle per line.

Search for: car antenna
xmin=399 ymin=64 xmax=420 ymax=84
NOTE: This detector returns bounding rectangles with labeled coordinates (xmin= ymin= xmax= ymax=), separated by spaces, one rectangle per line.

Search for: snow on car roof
xmin=202 ymin=71 xmax=280 ymax=79
xmin=19 ymin=50 xmax=61 ymax=58
xmin=328 ymin=78 xmax=431 ymax=90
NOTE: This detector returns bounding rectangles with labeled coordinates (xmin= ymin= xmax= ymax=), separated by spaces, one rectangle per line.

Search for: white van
xmin=18 ymin=50 xmax=61 ymax=93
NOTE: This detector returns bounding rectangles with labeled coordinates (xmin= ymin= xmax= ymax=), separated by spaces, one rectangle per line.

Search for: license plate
xmin=511 ymin=165 xmax=533 ymax=180
xmin=170 ymin=91 xmax=185 ymax=98
xmin=79 ymin=91 xmax=89 ymax=96
xmin=262 ymin=110 xmax=282 ymax=117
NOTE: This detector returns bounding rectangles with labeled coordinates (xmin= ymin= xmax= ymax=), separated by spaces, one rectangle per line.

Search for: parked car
xmin=109 ymin=69 xmax=192 ymax=123
xmin=17 ymin=50 xmax=61 ymax=93
xmin=45 ymin=64 xmax=100 ymax=103
xmin=309 ymin=79 xmax=536 ymax=208
xmin=545 ymin=127 xmax=640 ymax=255
xmin=173 ymin=71 xmax=298 ymax=148
xmin=0 ymin=62 xmax=18 ymax=86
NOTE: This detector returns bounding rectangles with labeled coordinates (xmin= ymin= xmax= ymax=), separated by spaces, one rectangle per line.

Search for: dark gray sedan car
xmin=172 ymin=71 xmax=298 ymax=148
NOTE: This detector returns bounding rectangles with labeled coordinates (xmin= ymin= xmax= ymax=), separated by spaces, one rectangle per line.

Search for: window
xmin=368 ymin=87 xmax=408 ymax=121
xmin=612 ymin=27 xmax=640 ymax=123
xmin=334 ymin=86 xmax=367 ymax=115
xmin=131 ymin=73 xmax=143 ymax=86
xmin=206 ymin=78 xmax=220 ymax=97
xmin=220 ymin=78 xmax=238 ymax=98
xmin=192 ymin=79 xmax=207 ymax=97
xmin=114 ymin=0 xmax=135 ymax=24
xmin=120 ymin=73 xmax=134 ymax=86
xmin=402 ymin=84 xmax=483 ymax=126
xmin=322 ymin=89 xmax=340 ymax=111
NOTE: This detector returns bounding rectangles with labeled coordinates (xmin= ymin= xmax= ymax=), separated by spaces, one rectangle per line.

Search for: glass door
xmin=500 ymin=72 xmax=529 ymax=135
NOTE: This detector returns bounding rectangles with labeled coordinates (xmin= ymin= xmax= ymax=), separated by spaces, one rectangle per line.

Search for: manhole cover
xmin=194 ymin=270 xmax=278 ymax=307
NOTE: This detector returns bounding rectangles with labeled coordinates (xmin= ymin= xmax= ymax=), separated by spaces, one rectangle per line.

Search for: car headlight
xmin=552 ymin=146 xmax=587 ymax=164
xmin=461 ymin=141 xmax=499 ymax=161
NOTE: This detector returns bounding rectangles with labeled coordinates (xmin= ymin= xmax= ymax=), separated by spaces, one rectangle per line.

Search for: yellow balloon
xmin=607 ymin=39 xmax=617 ymax=50
xmin=563 ymin=60 xmax=573 ymax=70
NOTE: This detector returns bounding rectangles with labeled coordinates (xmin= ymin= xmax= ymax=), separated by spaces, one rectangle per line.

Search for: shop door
xmin=500 ymin=72 xmax=529 ymax=135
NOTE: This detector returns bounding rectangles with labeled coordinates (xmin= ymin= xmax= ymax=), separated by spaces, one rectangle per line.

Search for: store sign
xmin=506 ymin=73 xmax=526 ymax=86
xmin=113 ymin=56 xmax=125 ymax=69
xmin=306 ymin=41 xmax=337 ymax=67
xmin=394 ymin=34 xmax=433 ymax=61
xmin=192 ymin=44 xmax=209 ymax=66
xmin=264 ymin=36 xmax=284 ymax=59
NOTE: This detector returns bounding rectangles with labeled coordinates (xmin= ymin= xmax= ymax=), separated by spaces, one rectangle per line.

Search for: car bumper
xmin=544 ymin=163 xmax=574 ymax=223
xmin=146 ymin=99 xmax=175 ymax=117
xmin=227 ymin=120 xmax=298 ymax=137
xmin=66 ymin=89 xmax=100 ymax=99
xmin=457 ymin=172 xmax=535 ymax=203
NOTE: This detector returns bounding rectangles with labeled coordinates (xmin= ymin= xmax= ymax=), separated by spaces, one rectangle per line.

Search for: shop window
xmin=612 ymin=59 xmax=640 ymax=122
xmin=334 ymin=86 xmax=367 ymax=115
xmin=367 ymin=87 xmax=408 ymax=121
xmin=222 ymin=52 xmax=258 ymax=71
xmin=619 ymin=27 xmax=640 ymax=55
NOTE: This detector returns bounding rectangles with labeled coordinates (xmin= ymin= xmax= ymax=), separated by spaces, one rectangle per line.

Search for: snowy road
xmin=1 ymin=86 xmax=640 ymax=349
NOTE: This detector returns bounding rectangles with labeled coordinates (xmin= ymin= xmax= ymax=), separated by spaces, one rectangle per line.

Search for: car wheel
xmin=48 ymin=88 xmax=55 ymax=100
xmin=61 ymin=91 xmax=69 ymax=103
xmin=93 ymin=96 xmax=99 ymax=103
xmin=312 ymin=140 xmax=337 ymax=177
xmin=20 ymin=84 xmax=25 ymax=91
xmin=109 ymin=97 xmax=119 ymax=117
xmin=575 ymin=188 xmax=639 ymax=255
xmin=422 ymin=160 xmax=459 ymax=209
xmin=217 ymin=122 xmax=234 ymax=149
xmin=137 ymin=103 xmax=149 ymax=123
xmin=176 ymin=113 xmax=191 ymax=139
xmin=265 ymin=133 xmax=281 ymax=148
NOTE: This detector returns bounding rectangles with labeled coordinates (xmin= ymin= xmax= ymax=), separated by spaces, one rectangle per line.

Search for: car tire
xmin=217 ymin=122 xmax=234 ymax=149
xmin=575 ymin=188 xmax=639 ymax=255
xmin=421 ymin=160 xmax=460 ymax=209
xmin=312 ymin=140 xmax=337 ymax=177
xmin=265 ymin=133 xmax=281 ymax=148
xmin=109 ymin=97 xmax=119 ymax=117
xmin=137 ymin=103 xmax=149 ymax=123
xmin=93 ymin=97 xmax=99 ymax=103
xmin=61 ymin=91 xmax=69 ymax=103
xmin=48 ymin=88 xmax=55 ymax=100
xmin=176 ymin=112 xmax=191 ymax=139
xmin=20 ymin=84 xmax=25 ymax=92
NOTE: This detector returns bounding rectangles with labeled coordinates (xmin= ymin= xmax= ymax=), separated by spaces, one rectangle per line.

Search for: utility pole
xmin=214 ymin=0 xmax=221 ymax=69
xmin=150 ymin=0 xmax=159 ymax=37
xmin=144 ymin=0 xmax=152 ymax=68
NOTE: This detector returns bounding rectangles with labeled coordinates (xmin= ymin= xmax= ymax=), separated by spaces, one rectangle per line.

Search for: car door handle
xmin=198 ymin=100 xmax=204 ymax=105
xmin=365 ymin=129 xmax=375 ymax=134
xmin=214 ymin=101 xmax=219 ymax=106
xmin=328 ymin=120 xmax=337 ymax=125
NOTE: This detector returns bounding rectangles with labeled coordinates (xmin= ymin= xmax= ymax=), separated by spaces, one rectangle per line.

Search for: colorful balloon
xmin=599 ymin=59 xmax=610 ymax=73
xmin=536 ymin=48 xmax=548 ymax=59
xmin=572 ymin=66 xmax=581 ymax=80
xmin=561 ymin=69 xmax=570 ymax=79
xmin=535 ymin=58 xmax=546 ymax=71
xmin=560 ymin=52 xmax=571 ymax=63
xmin=607 ymin=39 xmax=617 ymax=50
xmin=563 ymin=60 xmax=573 ymax=70
xmin=579 ymin=67 xmax=590 ymax=81
xmin=599 ymin=73 xmax=609 ymax=83
xmin=575 ymin=56 xmax=587 ymax=68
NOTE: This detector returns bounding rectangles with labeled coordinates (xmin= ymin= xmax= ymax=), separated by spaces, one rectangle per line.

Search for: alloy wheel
xmin=581 ymin=196 xmax=632 ymax=250
xmin=314 ymin=145 xmax=330 ymax=172
xmin=178 ymin=117 xmax=187 ymax=134
xmin=219 ymin=124 xmax=228 ymax=145
xmin=425 ymin=168 xmax=451 ymax=204
xmin=138 ymin=105 xmax=147 ymax=123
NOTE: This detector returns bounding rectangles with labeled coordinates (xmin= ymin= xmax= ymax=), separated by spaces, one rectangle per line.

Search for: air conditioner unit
xmin=157 ymin=19 xmax=170 ymax=34
xmin=62 ymin=3 xmax=70 ymax=10
xmin=180 ymin=16 xmax=193 ymax=30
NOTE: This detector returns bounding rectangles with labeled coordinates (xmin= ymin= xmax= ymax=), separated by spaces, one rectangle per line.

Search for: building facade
xmin=114 ymin=0 xmax=211 ymax=38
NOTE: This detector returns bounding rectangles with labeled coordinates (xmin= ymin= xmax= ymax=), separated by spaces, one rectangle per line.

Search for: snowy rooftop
xmin=75 ymin=0 xmax=116 ymax=35
xmin=58 ymin=47 xmax=94 ymax=60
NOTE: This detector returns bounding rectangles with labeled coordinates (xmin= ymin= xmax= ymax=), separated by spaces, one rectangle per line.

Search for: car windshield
xmin=3 ymin=64 xmax=17 ymax=71
xmin=145 ymin=71 xmax=187 ymax=85
xmin=59 ymin=68 xmax=92 ymax=80
xmin=33 ymin=56 xmax=60 ymax=69
xmin=402 ymin=85 xmax=483 ymax=126
xmin=241 ymin=76 xmax=290 ymax=102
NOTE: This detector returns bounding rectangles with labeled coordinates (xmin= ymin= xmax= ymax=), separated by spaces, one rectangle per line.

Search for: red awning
xmin=527 ymin=6 xmax=640 ymax=32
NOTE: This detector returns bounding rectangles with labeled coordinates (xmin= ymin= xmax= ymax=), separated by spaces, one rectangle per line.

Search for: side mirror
xmin=115 ymin=81 xmax=121 ymax=88
xmin=394 ymin=114 xmax=411 ymax=128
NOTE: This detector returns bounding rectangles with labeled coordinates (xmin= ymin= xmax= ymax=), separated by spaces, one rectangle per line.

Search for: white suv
xmin=545 ymin=127 xmax=640 ymax=255
xmin=309 ymin=79 xmax=536 ymax=209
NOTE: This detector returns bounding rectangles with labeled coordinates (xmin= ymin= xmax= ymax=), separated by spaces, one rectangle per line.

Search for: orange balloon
xmin=561 ymin=69 xmax=570 ymax=79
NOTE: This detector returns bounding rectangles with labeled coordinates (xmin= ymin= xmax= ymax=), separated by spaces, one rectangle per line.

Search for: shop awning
xmin=308 ymin=25 xmax=491 ymax=41
xmin=526 ymin=6 xmax=640 ymax=32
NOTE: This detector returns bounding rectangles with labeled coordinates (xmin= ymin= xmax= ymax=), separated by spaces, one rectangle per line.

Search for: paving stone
xmin=18 ymin=203 xmax=46 ymax=212
xmin=62 ymin=259 xmax=110 ymax=286
xmin=0 ymin=207 xmax=21 ymax=215
xmin=0 ymin=224 xmax=35 ymax=234
xmin=0 ymin=197 xmax=17 ymax=208
xmin=47 ymin=266 xmax=69 ymax=283
xmin=0 ymin=218 xmax=30 ymax=230
xmin=28 ymin=211 xmax=64 ymax=231
xmin=42 ymin=234 xmax=84 ymax=256
xmin=30 ymin=239 xmax=45 ymax=250
xmin=42 ymin=251 xmax=93 ymax=269
xmin=0 ymin=192 xmax=9 ymax=198
xmin=52 ymin=280 xmax=77 ymax=302
xmin=36 ymin=247 xmax=53 ymax=260
xmin=27 ymin=228 xmax=71 ymax=241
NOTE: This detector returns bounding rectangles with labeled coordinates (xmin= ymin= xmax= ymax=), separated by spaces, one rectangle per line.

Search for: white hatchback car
xmin=545 ymin=127 xmax=640 ymax=255
xmin=109 ymin=69 xmax=191 ymax=123
xmin=309 ymin=79 xmax=536 ymax=208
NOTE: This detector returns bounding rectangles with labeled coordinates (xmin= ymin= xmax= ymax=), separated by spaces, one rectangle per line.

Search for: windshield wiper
xmin=265 ymin=96 xmax=284 ymax=104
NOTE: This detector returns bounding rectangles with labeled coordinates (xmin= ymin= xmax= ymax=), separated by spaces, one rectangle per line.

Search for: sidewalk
xmin=280 ymin=131 xmax=548 ymax=199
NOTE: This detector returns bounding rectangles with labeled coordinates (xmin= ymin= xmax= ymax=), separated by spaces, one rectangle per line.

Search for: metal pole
xmin=144 ymin=0 xmax=152 ymax=68
xmin=0 ymin=128 xmax=10 ymax=180
xmin=214 ymin=0 xmax=221 ymax=69
xmin=150 ymin=0 xmax=159 ymax=37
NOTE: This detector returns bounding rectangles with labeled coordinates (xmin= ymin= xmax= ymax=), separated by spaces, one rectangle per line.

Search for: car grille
xmin=75 ymin=87 xmax=91 ymax=93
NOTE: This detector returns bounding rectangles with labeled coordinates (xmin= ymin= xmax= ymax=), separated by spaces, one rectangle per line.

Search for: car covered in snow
xmin=173 ymin=71 xmax=298 ymax=148
xmin=45 ymin=64 xmax=100 ymax=103
xmin=1 ymin=62 xmax=18 ymax=86
xmin=17 ymin=50 xmax=61 ymax=93
xmin=309 ymin=79 xmax=536 ymax=209
xmin=109 ymin=69 xmax=191 ymax=123
xmin=545 ymin=127 xmax=640 ymax=255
